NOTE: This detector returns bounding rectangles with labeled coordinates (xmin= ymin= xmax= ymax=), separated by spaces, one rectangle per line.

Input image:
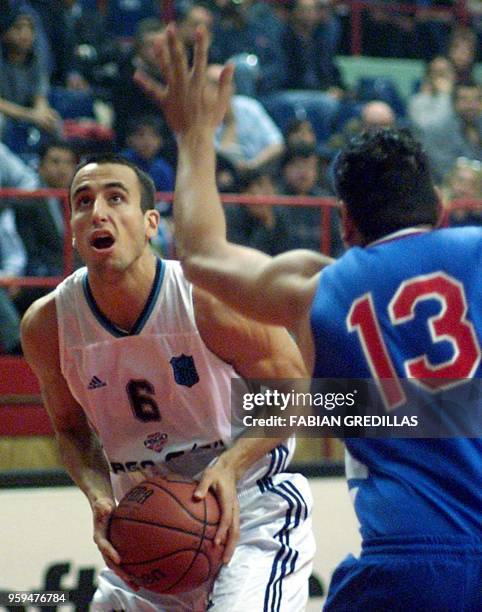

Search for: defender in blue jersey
xmin=138 ymin=26 xmax=481 ymax=611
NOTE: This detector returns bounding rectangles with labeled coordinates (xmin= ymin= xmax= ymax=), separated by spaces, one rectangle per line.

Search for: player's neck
xmin=87 ymin=251 xmax=159 ymax=332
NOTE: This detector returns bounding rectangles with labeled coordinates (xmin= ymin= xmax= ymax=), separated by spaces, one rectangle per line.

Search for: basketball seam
xmin=109 ymin=515 xmax=216 ymax=542
xmin=163 ymin=496 xmax=211 ymax=593
xmin=144 ymin=480 xmax=219 ymax=525
xmin=121 ymin=548 xmax=210 ymax=567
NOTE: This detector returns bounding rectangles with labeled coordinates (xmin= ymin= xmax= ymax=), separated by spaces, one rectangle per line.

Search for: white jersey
xmin=55 ymin=259 xmax=294 ymax=501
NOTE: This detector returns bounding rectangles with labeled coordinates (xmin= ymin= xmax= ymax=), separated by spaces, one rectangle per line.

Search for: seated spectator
xmin=277 ymin=143 xmax=343 ymax=256
xmin=209 ymin=0 xmax=287 ymax=95
xmin=322 ymin=100 xmax=397 ymax=159
xmin=177 ymin=3 xmax=221 ymax=66
xmin=0 ymin=208 xmax=26 ymax=354
xmin=408 ymin=56 xmax=455 ymax=129
xmin=442 ymin=156 xmax=482 ymax=226
xmin=121 ymin=115 xmax=175 ymax=193
xmin=105 ymin=0 xmax=160 ymax=38
xmin=15 ymin=140 xmax=76 ymax=278
xmin=281 ymin=0 xmax=344 ymax=94
xmin=419 ymin=81 xmax=482 ymax=182
xmin=225 ymin=166 xmax=290 ymax=255
xmin=207 ymin=63 xmax=285 ymax=171
xmin=362 ymin=0 xmax=416 ymax=58
xmin=447 ymin=25 xmax=479 ymax=84
xmin=13 ymin=140 xmax=78 ymax=315
xmin=285 ymin=118 xmax=318 ymax=148
xmin=361 ymin=100 xmax=396 ymax=129
xmin=0 ymin=9 xmax=61 ymax=140
xmin=111 ymin=18 xmax=168 ymax=147
xmin=0 ymin=141 xmax=36 ymax=354
xmin=60 ymin=0 xmax=121 ymax=96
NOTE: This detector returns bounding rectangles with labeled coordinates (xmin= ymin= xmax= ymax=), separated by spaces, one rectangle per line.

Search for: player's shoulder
xmin=21 ymin=290 xmax=58 ymax=350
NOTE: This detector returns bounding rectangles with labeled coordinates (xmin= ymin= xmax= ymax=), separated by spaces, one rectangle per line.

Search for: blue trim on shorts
xmin=260 ymin=477 xmax=307 ymax=612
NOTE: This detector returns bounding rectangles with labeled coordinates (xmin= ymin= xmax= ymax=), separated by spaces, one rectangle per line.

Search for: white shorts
xmin=91 ymin=472 xmax=315 ymax=612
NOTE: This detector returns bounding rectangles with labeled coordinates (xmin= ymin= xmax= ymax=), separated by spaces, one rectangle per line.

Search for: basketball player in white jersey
xmin=20 ymin=155 xmax=315 ymax=611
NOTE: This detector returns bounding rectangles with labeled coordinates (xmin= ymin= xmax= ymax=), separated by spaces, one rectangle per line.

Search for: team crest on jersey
xmin=144 ymin=432 xmax=168 ymax=453
xmin=169 ymin=354 xmax=199 ymax=387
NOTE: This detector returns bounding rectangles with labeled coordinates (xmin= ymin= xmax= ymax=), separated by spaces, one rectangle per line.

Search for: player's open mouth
xmin=90 ymin=232 xmax=115 ymax=251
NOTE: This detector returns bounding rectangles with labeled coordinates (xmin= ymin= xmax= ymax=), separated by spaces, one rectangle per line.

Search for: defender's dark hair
xmin=333 ymin=128 xmax=438 ymax=243
xmin=71 ymin=154 xmax=156 ymax=213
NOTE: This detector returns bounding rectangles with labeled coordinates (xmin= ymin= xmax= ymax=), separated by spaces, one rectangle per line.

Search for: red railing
xmin=0 ymin=189 xmax=480 ymax=442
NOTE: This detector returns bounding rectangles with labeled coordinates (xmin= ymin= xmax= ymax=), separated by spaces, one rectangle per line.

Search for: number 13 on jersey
xmin=347 ymin=272 xmax=481 ymax=410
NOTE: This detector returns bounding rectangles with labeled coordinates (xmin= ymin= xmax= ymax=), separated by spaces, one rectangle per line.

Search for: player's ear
xmin=340 ymin=202 xmax=362 ymax=247
xmin=145 ymin=208 xmax=160 ymax=239
xmin=433 ymin=186 xmax=446 ymax=227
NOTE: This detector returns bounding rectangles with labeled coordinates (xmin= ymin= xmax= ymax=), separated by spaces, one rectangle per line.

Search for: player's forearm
xmin=56 ymin=427 xmax=114 ymax=507
xmin=217 ymin=435 xmax=287 ymax=482
xmin=175 ymin=130 xmax=228 ymax=261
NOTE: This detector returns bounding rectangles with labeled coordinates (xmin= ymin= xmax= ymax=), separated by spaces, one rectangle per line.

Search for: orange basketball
xmin=108 ymin=476 xmax=224 ymax=594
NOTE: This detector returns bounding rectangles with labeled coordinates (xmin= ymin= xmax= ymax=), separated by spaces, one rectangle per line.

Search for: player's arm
xmin=193 ymin=288 xmax=309 ymax=562
xmin=20 ymin=295 xmax=122 ymax=569
xmin=134 ymin=25 xmax=333 ymax=331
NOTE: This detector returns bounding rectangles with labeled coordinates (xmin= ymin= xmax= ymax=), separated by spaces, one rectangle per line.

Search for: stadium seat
xmin=355 ymin=77 xmax=407 ymax=117
xmin=261 ymin=91 xmax=340 ymax=143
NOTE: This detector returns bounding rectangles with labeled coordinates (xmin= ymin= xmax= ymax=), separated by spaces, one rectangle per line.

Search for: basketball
xmin=107 ymin=476 xmax=225 ymax=594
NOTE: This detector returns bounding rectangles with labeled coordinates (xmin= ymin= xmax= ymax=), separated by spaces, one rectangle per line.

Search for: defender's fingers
xmin=96 ymin=536 xmax=121 ymax=565
xmin=192 ymin=25 xmax=209 ymax=85
xmin=133 ymin=70 xmax=168 ymax=104
xmin=166 ymin=23 xmax=188 ymax=78
xmin=218 ymin=64 xmax=235 ymax=112
xmin=152 ymin=34 xmax=173 ymax=84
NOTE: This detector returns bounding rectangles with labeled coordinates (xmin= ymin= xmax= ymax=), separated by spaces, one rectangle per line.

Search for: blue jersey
xmin=310 ymin=227 xmax=482 ymax=541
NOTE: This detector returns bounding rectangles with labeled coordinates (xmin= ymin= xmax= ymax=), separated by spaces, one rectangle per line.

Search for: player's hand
xmin=92 ymin=497 xmax=140 ymax=592
xmin=134 ymin=23 xmax=234 ymax=136
xmin=193 ymin=461 xmax=240 ymax=565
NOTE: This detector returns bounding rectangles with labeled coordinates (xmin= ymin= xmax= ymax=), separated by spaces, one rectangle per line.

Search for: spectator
xmin=420 ymin=81 xmax=482 ymax=182
xmin=282 ymin=0 xmax=344 ymax=93
xmin=207 ymin=63 xmax=285 ymax=171
xmin=177 ymin=3 xmax=221 ymax=65
xmin=285 ymin=118 xmax=318 ymax=148
xmin=210 ymin=0 xmax=287 ymax=95
xmin=121 ymin=115 xmax=175 ymax=193
xmin=0 ymin=9 xmax=61 ymax=139
xmin=15 ymin=140 xmax=76 ymax=279
xmin=447 ymin=25 xmax=479 ymax=84
xmin=408 ymin=56 xmax=455 ymax=129
xmin=362 ymin=0 xmax=416 ymax=58
xmin=0 ymin=208 xmax=26 ymax=354
xmin=361 ymin=100 xmax=396 ymax=129
xmin=277 ymin=143 xmax=344 ymax=256
xmin=443 ymin=156 xmax=482 ymax=226
xmin=111 ymin=18 xmax=168 ymax=147
xmin=225 ymin=166 xmax=290 ymax=254
xmin=59 ymin=0 xmax=121 ymax=96
xmin=0 ymin=142 xmax=36 ymax=354
xmin=322 ymin=100 xmax=397 ymax=160
xmin=105 ymin=0 xmax=160 ymax=38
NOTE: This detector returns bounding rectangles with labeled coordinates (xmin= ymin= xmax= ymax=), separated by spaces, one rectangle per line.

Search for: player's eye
xmin=76 ymin=196 xmax=92 ymax=208
xmin=109 ymin=193 xmax=124 ymax=204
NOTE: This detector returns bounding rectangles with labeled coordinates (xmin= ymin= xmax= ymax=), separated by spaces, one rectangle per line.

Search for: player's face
xmin=70 ymin=163 xmax=159 ymax=273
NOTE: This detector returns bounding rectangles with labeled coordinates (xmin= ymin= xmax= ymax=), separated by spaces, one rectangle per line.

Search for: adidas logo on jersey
xmin=87 ymin=375 xmax=107 ymax=390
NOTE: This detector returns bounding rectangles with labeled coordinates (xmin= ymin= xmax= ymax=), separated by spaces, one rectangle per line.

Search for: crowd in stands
xmin=0 ymin=0 xmax=480 ymax=356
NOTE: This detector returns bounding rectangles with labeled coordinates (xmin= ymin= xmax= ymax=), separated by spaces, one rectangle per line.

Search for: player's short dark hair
xmin=333 ymin=128 xmax=438 ymax=243
xmin=71 ymin=153 xmax=156 ymax=213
